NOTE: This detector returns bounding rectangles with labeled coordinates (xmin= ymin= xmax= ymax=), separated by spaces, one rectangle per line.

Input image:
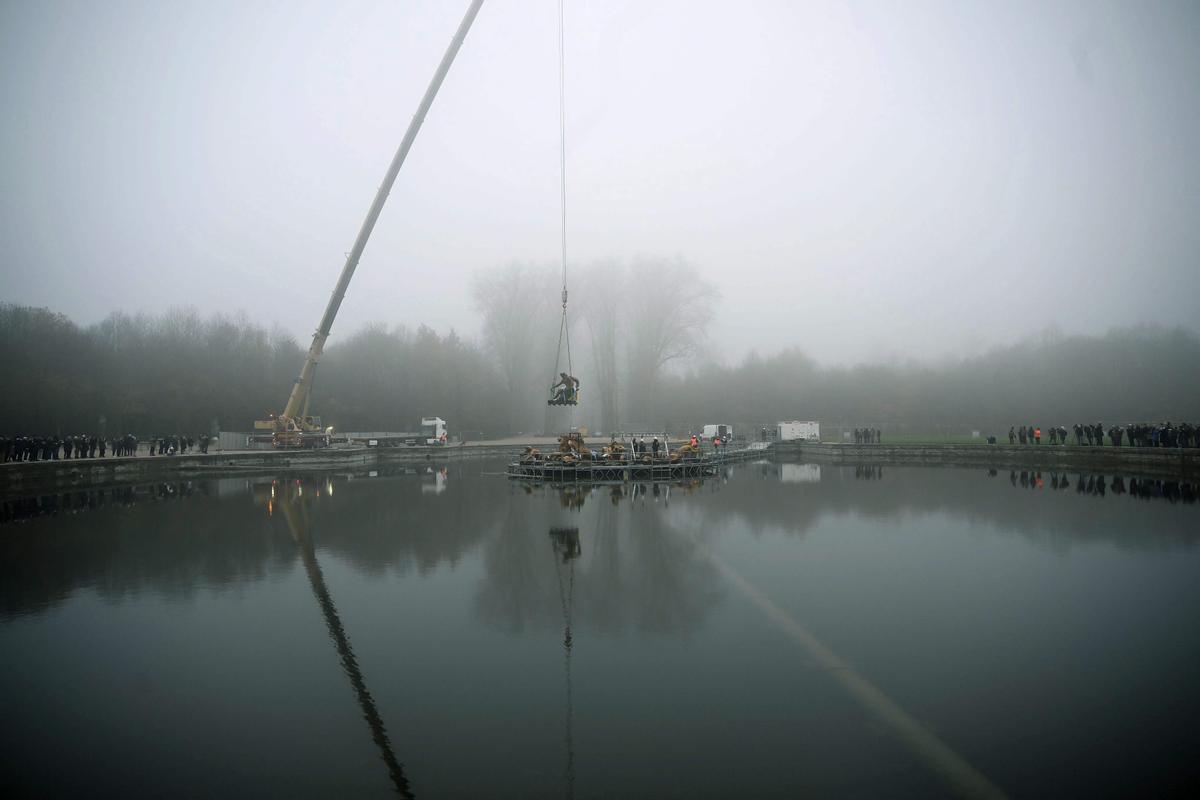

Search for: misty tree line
xmin=3 ymin=261 xmax=1198 ymax=437
xmin=473 ymin=261 xmax=1199 ymax=435
xmin=0 ymin=304 xmax=502 ymax=436
xmin=660 ymin=326 xmax=1200 ymax=435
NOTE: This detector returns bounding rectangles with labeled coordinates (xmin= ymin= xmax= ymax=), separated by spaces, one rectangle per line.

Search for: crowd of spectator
xmin=1 ymin=434 xmax=214 ymax=463
xmin=853 ymin=428 xmax=881 ymax=444
xmin=1006 ymin=422 xmax=1198 ymax=448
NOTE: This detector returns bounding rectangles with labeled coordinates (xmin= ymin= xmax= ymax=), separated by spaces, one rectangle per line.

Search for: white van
xmin=702 ymin=424 xmax=733 ymax=443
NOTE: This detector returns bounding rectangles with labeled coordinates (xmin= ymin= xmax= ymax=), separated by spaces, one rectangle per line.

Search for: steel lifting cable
xmin=551 ymin=0 xmax=573 ymax=385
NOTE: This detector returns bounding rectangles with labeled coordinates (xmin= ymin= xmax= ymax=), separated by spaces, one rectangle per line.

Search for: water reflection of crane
xmin=272 ymin=480 xmax=414 ymax=798
xmin=548 ymin=526 xmax=580 ymax=800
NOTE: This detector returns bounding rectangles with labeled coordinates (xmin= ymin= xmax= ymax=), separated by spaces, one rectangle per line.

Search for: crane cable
xmin=551 ymin=0 xmax=573 ymax=386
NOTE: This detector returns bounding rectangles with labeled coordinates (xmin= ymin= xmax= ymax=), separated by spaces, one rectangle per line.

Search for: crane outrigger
xmin=269 ymin=0 xmax=485 ymax=448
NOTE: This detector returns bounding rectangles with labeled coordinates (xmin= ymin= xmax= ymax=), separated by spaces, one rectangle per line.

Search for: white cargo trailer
xmin=777 ymin=421 xmax=820 ymax=442
xmin=701 ymin=423 xmax=734 ymax=443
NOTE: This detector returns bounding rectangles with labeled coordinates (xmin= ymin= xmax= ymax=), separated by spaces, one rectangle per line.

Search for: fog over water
xmin=2 ymin=0 xmax=1198 ymax=364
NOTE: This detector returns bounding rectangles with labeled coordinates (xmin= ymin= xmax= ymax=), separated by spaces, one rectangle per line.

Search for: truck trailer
xmin=777 ymin=421 xmax=820 ymax=442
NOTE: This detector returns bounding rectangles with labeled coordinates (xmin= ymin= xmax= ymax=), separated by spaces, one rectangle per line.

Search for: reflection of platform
xmin=509 ymin=460 xmax=711 ymax=481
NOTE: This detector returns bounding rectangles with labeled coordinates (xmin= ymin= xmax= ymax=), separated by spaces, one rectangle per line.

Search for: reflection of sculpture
xmin=549 ymin=526 xmax=582 ymax=562
xmin=275 ymin=481 xmax=414 ymax=799
xmin=506 ymin=480 xmax=708 ymax=512
xmin=558 ymin=486 xmax=590 ymax=511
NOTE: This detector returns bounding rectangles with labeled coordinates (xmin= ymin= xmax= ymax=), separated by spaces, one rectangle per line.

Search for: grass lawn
xmin=818 ymin=434 xmax=1113 ymax=446
xmin=821 ymin=434 xmax=994 ymax=445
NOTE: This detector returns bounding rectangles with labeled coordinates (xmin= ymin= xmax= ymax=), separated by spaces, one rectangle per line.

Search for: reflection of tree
xmin=5 ymin=461 xmax=1194 ymax=624
xmin=693 ymin=463 xmax=1200 ymax=553
xmin=0 ymin=460 xmax=503 ymax=618
xmin=474 ymin=486 xmax=723 ymax=638
xmin=0 ymin=481 xmax=298 ymax=618
xmin=302 ymin=462 xmax=502 ymax=577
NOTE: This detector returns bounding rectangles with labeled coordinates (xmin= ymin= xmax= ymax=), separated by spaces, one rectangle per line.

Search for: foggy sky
xmin=2 ymin=0 xmax=1198 ymax=366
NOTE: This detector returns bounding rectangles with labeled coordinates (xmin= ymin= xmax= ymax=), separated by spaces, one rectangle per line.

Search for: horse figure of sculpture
xmin=601 ymin=440 xmax=627 ymax=462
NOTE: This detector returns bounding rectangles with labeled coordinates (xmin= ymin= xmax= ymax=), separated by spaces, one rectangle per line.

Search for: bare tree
xmin=471 ymin=263 xmax=558 ymax=431
xmin=578 ymin=260 xmax=625 ymax=434
xmin=623 ymin=257 xmax=719 ymax=422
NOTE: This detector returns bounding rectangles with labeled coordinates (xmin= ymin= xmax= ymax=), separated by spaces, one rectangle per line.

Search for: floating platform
xmin=506 ymin=444 xmax=767 ymax=482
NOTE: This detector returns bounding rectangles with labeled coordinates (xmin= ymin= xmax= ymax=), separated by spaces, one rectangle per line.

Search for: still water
xmin=2 ymin=459 xmax=1198 ymax=798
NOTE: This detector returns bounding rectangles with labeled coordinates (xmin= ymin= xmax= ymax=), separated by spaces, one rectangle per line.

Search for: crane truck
xmin=265 ymin=0 xmax=485 ymax=448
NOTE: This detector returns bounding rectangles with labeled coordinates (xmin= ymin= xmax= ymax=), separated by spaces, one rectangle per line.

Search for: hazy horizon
xmin=3 ymin=0 xmax=1199 ymax=366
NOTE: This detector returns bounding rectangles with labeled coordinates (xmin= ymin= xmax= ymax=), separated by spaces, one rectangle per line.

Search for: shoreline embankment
xmin=0 ymin=443 xmax=526 ymax=495
xmin=3 ymin=440 xmax=1196 ymax=495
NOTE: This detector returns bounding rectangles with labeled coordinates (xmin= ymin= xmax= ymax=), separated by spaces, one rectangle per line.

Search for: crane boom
xmin=278 ymin=0 xmax=486 ymax=436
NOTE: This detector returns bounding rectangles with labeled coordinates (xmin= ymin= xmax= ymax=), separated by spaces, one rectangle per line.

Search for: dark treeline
xmin=662 ymin=325 xmax=1200 ymax=434
xmin=0 ymin=303 xmax=501 ymax=435
xmin=2 ymin=300 xmax=1197 ymax=437
xmin=0 ymin=305 xmax=296 ymax=435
